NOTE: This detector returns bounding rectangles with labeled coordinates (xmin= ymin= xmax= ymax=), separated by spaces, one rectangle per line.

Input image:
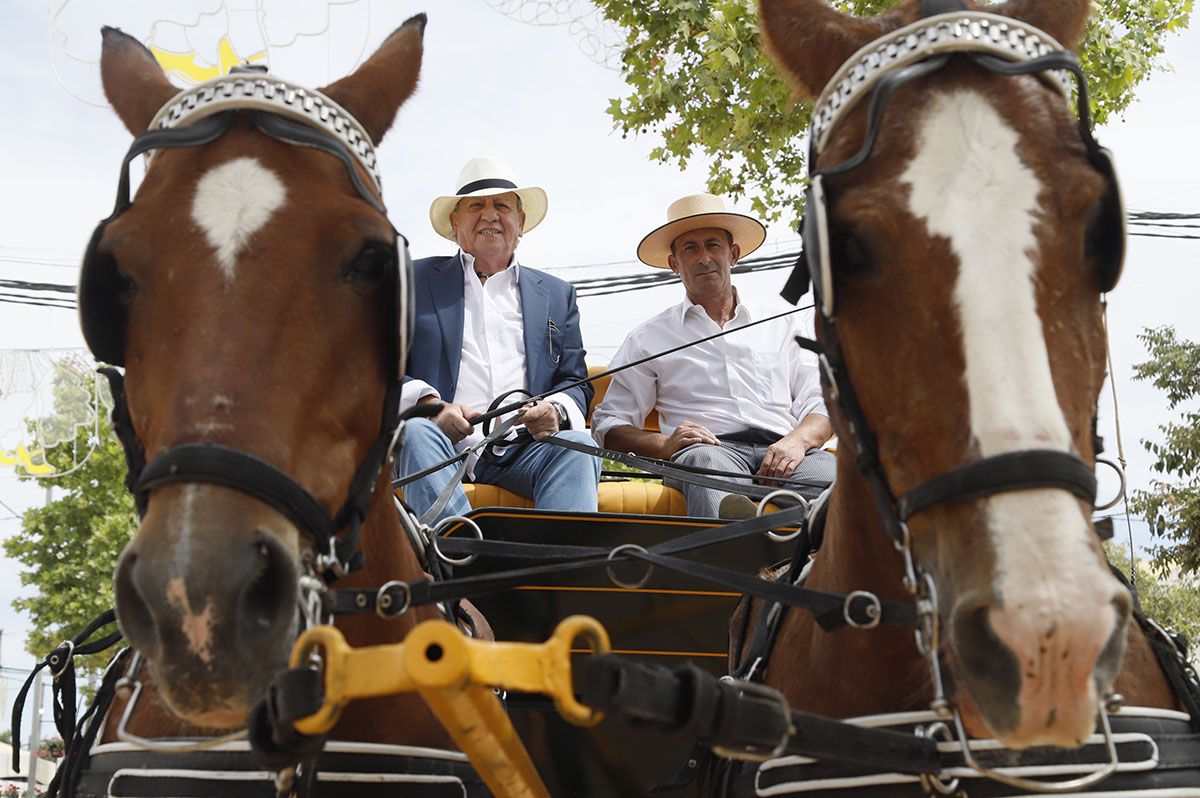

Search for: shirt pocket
xmin=751 ymin=352 xmax=791 ymax=405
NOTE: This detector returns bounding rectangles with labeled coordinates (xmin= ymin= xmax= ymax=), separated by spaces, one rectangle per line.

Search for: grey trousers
xmin=664 ymin=441 xmax=836 ymax=519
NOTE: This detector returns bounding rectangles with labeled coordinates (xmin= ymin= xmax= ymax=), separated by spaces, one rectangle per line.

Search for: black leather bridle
xmin=80 ymin=80 xmax=416 ymax=582
xmin=781 ymin=0 xmax=1123 ymax=559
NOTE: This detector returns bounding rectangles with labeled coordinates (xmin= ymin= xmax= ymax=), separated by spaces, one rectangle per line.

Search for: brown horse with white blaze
xmin=748 ymin=0 xmax=1180 ymax=752
xmin=89 ymin=17 xmax=455 ymax=748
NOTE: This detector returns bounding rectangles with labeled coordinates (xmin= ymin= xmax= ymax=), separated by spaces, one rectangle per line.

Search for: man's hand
xmin=520 ymin=401 xmax=560 ymax=441
xmin=430 ymin=401 xmax=479 ymax=444
xmin=660 ymin=421 xmax=720 ymax=459
xmin=757 ymin=436 xmax=809 ymax=481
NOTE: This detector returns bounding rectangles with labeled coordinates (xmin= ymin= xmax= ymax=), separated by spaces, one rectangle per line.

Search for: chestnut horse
xmin=733 ymin=0 xmax=1182 ymax=774
xmin=67 ymin=15 xmax=468 ymax=785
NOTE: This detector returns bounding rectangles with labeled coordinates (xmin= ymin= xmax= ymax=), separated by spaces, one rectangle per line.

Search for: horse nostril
xmin=239 ymin=535 xmax=297 ymax=640
xmin=1094 ymin=593 xmax=1133 ymax=690
xmin=950 ymin=597 xmax=1021 ymax=734
xmin=113 ymin=549 xmax=160 ymax=659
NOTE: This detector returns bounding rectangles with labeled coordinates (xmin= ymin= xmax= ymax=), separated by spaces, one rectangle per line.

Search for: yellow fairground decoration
xmin=291 ymin=616 xmax=612 ymax=798
xmin=0 ymin=443 xmax=56 ymax=476
xmin=150 ymin=36 xmax=267 ymax=85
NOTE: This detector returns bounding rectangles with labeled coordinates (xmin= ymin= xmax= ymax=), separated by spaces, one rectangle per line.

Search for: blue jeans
xmin=395 ymin=418 xmax=600 ymax=523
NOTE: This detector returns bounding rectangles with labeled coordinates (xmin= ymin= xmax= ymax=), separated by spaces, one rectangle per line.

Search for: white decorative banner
xmin=482 ymin=1 xmax=623 ymax=69
xmin=0 ymin=350 xmax=107 ymax=479
xmin=49 ymin=0 xmax=371 ymax=107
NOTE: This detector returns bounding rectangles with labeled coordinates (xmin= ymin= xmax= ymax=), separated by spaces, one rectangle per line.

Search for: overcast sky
xmin=0 ymin=0 xmax=1198 ymax=692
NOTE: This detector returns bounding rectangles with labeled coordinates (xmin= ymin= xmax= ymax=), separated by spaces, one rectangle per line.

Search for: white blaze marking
xmin=166 ymin=577 xmax=216 ymax=665
xmin=901 ymin=91 xmax=1114 ymax=738
xmin=191 ymin=157 xmax=286 ymax=280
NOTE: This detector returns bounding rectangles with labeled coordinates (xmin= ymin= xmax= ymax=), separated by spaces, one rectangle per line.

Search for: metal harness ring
xmin=843 ymin=590 xmax=883 ymax=630
xmin=606 ymin=543 xmax=654 ymax=590
xmin=757 ymin=489 xmax=807 ymax=542
xmin=430 ymin=515 xmax=483 ymax=567
xmin=1094 ymin=455 xmax=1127 ymax=511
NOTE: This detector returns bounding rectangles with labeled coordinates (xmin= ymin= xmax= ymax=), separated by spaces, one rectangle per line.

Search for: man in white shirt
xmin=591 ymin=193 xmax=834 ymax=518
xmin=395 ymin=156 xmax=600 ymax=521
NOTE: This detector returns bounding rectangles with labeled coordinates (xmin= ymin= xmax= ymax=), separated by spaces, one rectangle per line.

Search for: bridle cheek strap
xmin=896 ymin=449 xmax=1098 ymax=521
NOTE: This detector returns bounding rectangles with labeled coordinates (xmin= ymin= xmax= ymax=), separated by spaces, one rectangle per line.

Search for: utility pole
xmin=25 ymin=485 xmax=52 ymax=797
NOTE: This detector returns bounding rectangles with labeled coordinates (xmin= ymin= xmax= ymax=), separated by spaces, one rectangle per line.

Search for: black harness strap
xmin=896 ymin=449 xmax=1098 ymax=520
xmin=98 ymin=369 xmax=147 ymax=517
xmin=11 ymin=610 xmax=122 ymax=772
xmin=138 ymin=444 xmax=338 ymax=543
xmin=544 ymin=433 xmax=830 ymax=496
xmin=575 ymin=655 xmax=942 ymax=775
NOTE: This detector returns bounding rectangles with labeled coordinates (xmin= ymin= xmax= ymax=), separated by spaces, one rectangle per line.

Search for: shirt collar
xmin=460 ymin=250 xmax=520 ymax=284
xmin=675 ymin=288 xmax=750 ymax=325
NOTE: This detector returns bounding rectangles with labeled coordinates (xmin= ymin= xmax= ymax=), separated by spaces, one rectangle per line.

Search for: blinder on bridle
xmin=785 ymin=9 xmax=1127 ymax=318
xmin=78 ymin=68 xmax=416 ymax=580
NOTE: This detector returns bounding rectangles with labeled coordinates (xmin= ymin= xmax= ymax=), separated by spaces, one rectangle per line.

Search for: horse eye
xmin=345 ymin=243 xmax=392 ymax=285
xmin=115 ymin=264 xmax=138 ymax=306
xmin=828 ymin=230 xmax=873 ymax=278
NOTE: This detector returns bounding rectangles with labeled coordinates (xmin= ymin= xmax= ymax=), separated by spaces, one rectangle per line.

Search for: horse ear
xmin=995 ymin=0 xmax=1090 ymax=51
xmin=100 ymin=27 xmax=179 ymax=135
xmin=319 ymin=14 xmax=427 ymax=145
xmin=758 ymin=0 xmax=888 ymax=98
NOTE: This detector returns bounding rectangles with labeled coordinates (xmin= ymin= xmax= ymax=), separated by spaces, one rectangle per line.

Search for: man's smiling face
xmin=450 ymin=192 xmax=525 ymax=263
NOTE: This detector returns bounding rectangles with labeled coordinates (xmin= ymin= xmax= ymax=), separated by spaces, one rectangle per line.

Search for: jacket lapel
xmin=519 ymin=268 xmax=549 ymax=391
xmin=430 ymin=255 xmax=465 ymax=393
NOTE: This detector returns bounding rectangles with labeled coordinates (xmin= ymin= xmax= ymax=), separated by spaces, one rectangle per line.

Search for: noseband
xmin=80 ymin=68 xmax=415 ymax=581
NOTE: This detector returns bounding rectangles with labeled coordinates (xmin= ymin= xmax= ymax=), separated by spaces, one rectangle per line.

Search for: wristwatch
xmin=549 ymin=401 xmax=570 ymax=430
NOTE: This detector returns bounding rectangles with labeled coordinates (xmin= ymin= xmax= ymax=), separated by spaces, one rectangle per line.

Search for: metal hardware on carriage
xmin=255 ymin=616 xmax=613 ymax=798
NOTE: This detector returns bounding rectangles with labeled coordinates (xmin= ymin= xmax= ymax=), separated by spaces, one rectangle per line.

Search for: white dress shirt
xmin=592 ymin=298 xmax=827 ymax=446
xmin=401 ymin=252 xmax=585 ymax=463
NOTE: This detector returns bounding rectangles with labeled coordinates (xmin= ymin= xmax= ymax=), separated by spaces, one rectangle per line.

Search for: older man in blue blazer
xmin=396 ymin=156 xmax=599 ymax=522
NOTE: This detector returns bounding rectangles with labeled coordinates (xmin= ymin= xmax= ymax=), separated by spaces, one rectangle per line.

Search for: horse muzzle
xmin=113 ymin=483 xmax=302 ymax=726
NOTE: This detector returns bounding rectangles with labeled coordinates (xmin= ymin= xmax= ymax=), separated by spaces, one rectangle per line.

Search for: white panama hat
xmin=428 ymin=155 xmax=548 ymax=241
xmin=637 ymin=193 xmax=766 ymax=268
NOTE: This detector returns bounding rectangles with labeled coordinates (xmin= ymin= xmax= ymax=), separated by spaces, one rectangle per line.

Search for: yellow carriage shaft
xmin=289 ymin=615 xmax=612 ymax=798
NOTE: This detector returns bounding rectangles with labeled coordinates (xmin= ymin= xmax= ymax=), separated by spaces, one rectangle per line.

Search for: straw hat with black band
xmin=637 ymin=193 xmax=766 ymax=269
xmin=429 ymin=155 xmax=548 ymax=240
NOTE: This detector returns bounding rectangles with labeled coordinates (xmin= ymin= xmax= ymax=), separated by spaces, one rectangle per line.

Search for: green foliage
xmin=1108 ymin=542 xmax=1200 ymax=651
xmin=596 ymin=0 xmax=1192 ymax=222
xmin=1129 ymin=326 xmax=1200 ymax=575
xmin=601 ymin=457 xmax=655 ymax=482
xmin=3 ymin=376 xmax=132 ymax=674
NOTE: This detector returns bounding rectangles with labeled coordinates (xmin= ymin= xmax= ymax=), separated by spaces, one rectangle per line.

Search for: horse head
xmin=760 ymin=0 xmax=1129 ymax=748
xmin=90 ymin=18 xmax=425 ymax=729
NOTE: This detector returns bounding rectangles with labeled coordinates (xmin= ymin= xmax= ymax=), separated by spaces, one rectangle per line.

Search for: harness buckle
xmin=47 ymin=639 xmax=75 ymax=680
xmin=375 ymin=580 xmax=411 ymax=619
xmin=843 ymin=590 xmax=883 ymax=629
xmin=711 ymin=676 xmax=794 ymax=762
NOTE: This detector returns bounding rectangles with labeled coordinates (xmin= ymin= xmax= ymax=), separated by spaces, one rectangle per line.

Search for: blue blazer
xmin=405 ymin=254 xmax=593 ymax=417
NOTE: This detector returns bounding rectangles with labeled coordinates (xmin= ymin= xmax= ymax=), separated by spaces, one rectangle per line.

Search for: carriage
xmin=18 ymin=1 xmax=1200 ymax=797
